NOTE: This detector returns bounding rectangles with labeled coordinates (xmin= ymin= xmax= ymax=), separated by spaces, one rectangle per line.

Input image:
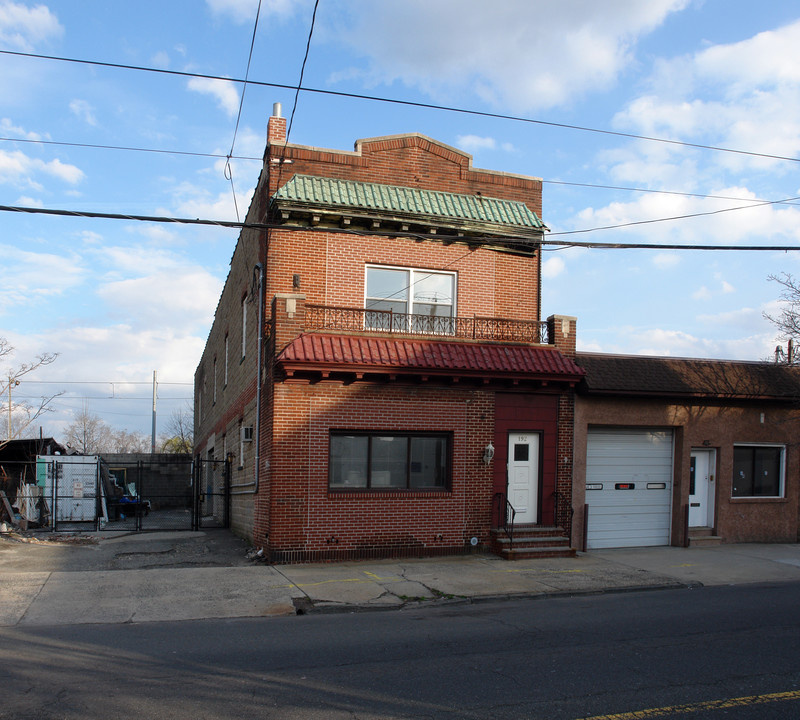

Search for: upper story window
xmin=213 ymin=357 xmax=217 ymax=404
xmin=224 ymin=334 xmax=229 ymax=386
xmin=732 ymin=444 xmax=785 ymax=498
xmin=241 ymin=294 xmax=248 ymax=358
xmin=365 ymin=266 xmax=456 ymax=334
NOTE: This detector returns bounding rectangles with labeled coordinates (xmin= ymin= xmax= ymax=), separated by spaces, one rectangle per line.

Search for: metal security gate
xmin=31 ymin=456 xmax=230 ymax=532
xmin=585 ymin=428 xmax=674 ymax=549
xmin=193 ymin=458 xmax=230 ymax=529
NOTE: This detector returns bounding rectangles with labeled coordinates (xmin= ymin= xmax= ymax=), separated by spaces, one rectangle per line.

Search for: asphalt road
xmin=2 ymin=581 xmax=800 ymax=719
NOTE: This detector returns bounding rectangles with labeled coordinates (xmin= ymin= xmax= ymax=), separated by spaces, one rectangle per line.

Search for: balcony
xmin=304 ymin=304 xmax=550 ymax=345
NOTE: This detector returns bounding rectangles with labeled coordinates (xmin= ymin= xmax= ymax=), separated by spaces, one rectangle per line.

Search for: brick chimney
xmin=267 ymin=102 xmax=287 ymax=145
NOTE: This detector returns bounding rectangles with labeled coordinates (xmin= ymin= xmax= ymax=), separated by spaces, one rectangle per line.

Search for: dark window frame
xmin=329 ymin=431 xmax=452 ymax=492
xmin=732 ymin=444 xmax=785 ymax=498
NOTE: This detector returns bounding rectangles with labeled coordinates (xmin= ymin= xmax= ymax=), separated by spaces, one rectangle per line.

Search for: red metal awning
xmin=277 ymin=333 xmax=584 ymax=383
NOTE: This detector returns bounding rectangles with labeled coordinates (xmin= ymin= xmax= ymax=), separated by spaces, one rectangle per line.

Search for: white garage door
xmin=585 ymin=428 xmax=673 ymax=549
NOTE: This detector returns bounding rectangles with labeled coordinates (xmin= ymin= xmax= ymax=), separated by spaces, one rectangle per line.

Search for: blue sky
xmin=2 ymin=0 xmax=800 ymax=437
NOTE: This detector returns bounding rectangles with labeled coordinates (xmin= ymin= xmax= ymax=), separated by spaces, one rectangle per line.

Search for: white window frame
xmin=732 ymin=443 xmax=786 ymax=498
xmin=364 ymin=265 xmax=457 ymax=333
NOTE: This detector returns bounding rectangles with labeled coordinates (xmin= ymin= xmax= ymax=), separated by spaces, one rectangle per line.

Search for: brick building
xmin=573 ymin=354 xmax=800 ymax=549
xmin=194 ymin=105 xmax=583 ymax=562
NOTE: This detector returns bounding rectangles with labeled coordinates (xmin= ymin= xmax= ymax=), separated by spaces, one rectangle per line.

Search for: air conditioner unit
xmin=241 ymin=426 xmax=254 ymax=442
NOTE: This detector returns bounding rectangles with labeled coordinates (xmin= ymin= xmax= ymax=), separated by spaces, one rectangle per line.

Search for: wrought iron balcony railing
xmin=305 ymin=304 xmax=550 ymax=344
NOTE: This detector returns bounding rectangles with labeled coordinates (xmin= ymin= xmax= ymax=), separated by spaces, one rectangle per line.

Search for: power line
xmin=547 ymin=194 xmax=800 ymax=237
xmin=543 ymin=179 xmax=800 ymax=207
xmin=286 ymin=0 xmax=320 ymax=144
xmin=225 ymin=0 xmax=263 ymax=222
xmin=6 ymin=133 xmax=796 ymax=209
xmin=22 ymin=381 xmax=192 ymax=386
xmin=3 ymin=203 xmax=800 ymax=251
xmin=0 ymin=135 xmax=253 ymax=160
xmin=4 ymin=48 xmax=800 ymax=165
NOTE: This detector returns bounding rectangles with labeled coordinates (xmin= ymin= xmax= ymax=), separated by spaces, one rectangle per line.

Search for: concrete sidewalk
xmin=2 ymin=531 xmax=800 ymax=626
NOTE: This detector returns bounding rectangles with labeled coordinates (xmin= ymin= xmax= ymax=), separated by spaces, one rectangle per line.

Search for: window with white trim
xmin=241 ymin=294 xmax=248 ymax=358
xmin=365 ymin=266 xmax=456 ymax=333
xmin=329 ymin=432 xmax=450 ymax=490
xmin=732 ymin=444 xmax=785 ymax=498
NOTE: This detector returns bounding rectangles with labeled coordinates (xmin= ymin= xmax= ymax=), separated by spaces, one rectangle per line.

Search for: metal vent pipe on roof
xmin=272 ymin=102 xmax=282 ymax=118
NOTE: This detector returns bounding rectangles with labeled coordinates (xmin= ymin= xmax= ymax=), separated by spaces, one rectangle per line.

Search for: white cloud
xmin=0 ymin=244 xmax=85 ymax=314
xmin=69 ymin=99 xmax=97 ymax=126
xmin=717 ymin=275 xmax=735 ymax=294
xmin=0 ymin=1 xmax=63 ymax=50
xmin=455 ymin=135 xmax=516 ymax=155
xmin=151 ymin=51 xmax=170 ymax=69
xmin=572 ymin=187 xmax=800 ymax=246
xmin=187 ymin=77 xmax=240 ymax=118
xmin=613 ymin=19 xmax=800 ymax=172
xmin=598 ymin=326 xmax=772 ymax=361
xmin=457 ymin=135 xmax=496 ymax=153
xmin=164 ymin=180 xmax=255 ymax=223
xmin=1 ymin=117 xmax=44 ymax=140
xmin=692 ymin=286 xmax=711 ymax=301
xmin=97 ymin=269 xmax=224 ymax=332
xmin=653 ymin=253 xmax=680 ymax=269
xmin=696 ymin=306 xmax=763 ymax=333
xmin=206 ymin=0 xmax=300 ymax=23
xmin=542 ymin=256 xmax=566 ymax=279
xmin=327 ymin=0 xmax=688 ymax=112
xmin=0 ymin=149 xmax=85 ymax=186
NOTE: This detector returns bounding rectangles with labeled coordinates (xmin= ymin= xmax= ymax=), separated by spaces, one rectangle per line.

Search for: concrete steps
xmin=491 ymin=524 xmax=575 ymax=560
xmin=688 ymin=526 xmax=722 ymax=547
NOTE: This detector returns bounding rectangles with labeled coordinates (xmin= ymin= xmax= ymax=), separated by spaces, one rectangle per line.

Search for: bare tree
xmin=63 ymin=408 xmax=114 ymax=454
xmin=159 ymin=403 xmax=194 ymax=454
xmin=0 ymin=337 xmax=61 ymax=447
xmin=113 ymin=428 xmax=151 ymax=453
xmin=765 ymin=273 xmax=800 ymax=356
xmin=63 ymin=409 xmax=151 ymax=454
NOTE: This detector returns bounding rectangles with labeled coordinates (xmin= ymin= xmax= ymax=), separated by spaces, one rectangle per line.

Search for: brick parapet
xmin=548 ymin=315 xmax=577 ymax=357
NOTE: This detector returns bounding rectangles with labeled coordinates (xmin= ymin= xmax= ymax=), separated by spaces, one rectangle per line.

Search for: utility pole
xmin=151 ymin=370 xmax=157 ymax=454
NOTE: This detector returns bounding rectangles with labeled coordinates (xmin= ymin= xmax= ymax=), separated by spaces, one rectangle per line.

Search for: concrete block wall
xmin=102 ymin=453 xmax=193 ymax=509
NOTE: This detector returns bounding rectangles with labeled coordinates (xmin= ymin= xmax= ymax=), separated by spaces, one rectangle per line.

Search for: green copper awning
xmin=271 ymin=175 xmax=547 ymax=251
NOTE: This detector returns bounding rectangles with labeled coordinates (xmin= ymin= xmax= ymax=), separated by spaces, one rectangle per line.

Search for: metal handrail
xmin=305 ymin=304 xmax=550 ymax=344
xmin=494 ymin=492 xmax=517 ymax=552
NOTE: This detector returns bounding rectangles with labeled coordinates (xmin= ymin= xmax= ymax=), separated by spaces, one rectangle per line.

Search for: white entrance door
xmin=689 ymin=449 xmax=715 ymax=527
xmin=507 ymin=433 xmax=539 ymax=524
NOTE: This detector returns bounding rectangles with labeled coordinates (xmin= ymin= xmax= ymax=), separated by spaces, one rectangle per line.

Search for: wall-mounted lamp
xmin=292 ymin=273 xmax=301 ymax=289
xmin=482 ymin=442 xmax=495 ymax=465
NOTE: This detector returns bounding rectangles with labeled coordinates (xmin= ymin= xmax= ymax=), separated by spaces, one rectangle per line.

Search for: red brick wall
xmin=256 ymin=383 xmax=496 ymax=561
xmin=261 ymin=127 xmax=543 ymax=325
xmin=202 ymin=120 xmax=558 ymax=550
xmin=265 ymin=229 xmax=539 ymax=327
xmin=573 ymin=396 xmax=800 ymax=546
xmin=266 ymin=132 xmax=543 ymax=216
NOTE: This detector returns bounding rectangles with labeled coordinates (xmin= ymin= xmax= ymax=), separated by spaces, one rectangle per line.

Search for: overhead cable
xmin=3 ymin=48 xmax=799 ymax=165
xmin=3 ymin=203 xmax=800 ymax=251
